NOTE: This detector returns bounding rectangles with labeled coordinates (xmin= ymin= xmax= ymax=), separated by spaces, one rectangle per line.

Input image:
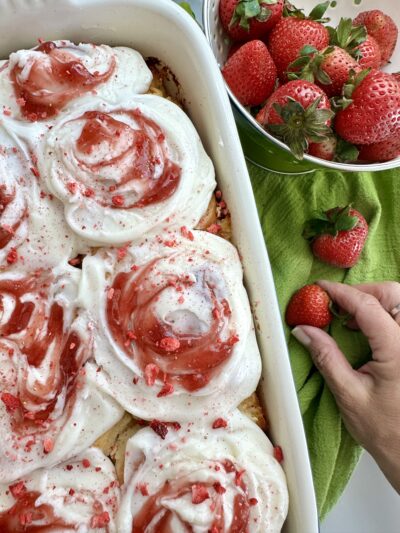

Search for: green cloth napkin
xmin=249 ymin=164 xmax=400 ymax=520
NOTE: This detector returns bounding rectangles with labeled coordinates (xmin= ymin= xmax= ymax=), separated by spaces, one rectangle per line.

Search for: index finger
xmin=317 ymin=280 xmax=400 ymax=362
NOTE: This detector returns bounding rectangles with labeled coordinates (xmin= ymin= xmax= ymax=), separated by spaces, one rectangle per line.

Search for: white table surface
xmin=182 ymin=0 xmax=400 ymax=530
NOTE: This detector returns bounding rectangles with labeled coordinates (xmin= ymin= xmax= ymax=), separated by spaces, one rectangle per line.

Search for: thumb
xmin=292 ymin=325 xmax=368 ymax=405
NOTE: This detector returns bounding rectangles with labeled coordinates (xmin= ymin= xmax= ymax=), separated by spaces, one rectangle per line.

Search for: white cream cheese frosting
xmin=0 ymin=447 xmax=120 ymax=532
xmin=78 ymin=229 xmax=261 ymax=421
xmin=0 ymin=264 xmax=123 ymax=483
xmin=118 ymin=410 xmax=288 ymax=533
xmin=0 ymin=41 xmax=153 ymax=120
xmin=38 ymin=94 xmax=216 ymax=244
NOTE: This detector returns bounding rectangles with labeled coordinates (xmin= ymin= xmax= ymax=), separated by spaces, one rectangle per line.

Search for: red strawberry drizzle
xmin=0 ymin=490 xmax=76 ymax=531
xmin=131 ymin=459 xmax=252 ymax=533
xmin=0 ymin=271 xmax=86 ymax=436
xmin=69 ymin=109 xmax=181 ymax=209
xmin=10 ymin=41 xmax=115 ymax=119
xmin=106 ymin=259 xmax=238 ymax=393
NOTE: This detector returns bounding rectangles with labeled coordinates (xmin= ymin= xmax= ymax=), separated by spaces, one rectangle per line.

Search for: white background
xmin=181 ymin=1 xmax=400 ymax=531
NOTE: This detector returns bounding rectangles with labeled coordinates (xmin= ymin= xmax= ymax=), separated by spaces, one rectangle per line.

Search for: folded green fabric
xmin=249 ymin=164 xmax=400 ymax=520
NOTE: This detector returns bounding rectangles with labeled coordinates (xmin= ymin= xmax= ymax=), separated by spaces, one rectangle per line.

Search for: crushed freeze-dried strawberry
xmin=168 ymin=421 xmax=181 ymax=431
xmin=127 ymin=330 xmax=137 ymax=340
xmin=180 ymin=226 xmax=194 ymax=241
xmin=117 ymin=246 xmax=128 ymax=261
xmin=112 ymin=195 xmax=124 ymax=207
xmin=212 ymin=418 xmax=228 ymax=429
xmin=30 ymin=167 xmax=40 ymax=177
xmin=157 ymin=383 xmax=174 ymax=397
xmin=150 ymin=420 xmax=168 ymax=440
xmin=43 ymin=438 xmax=54 ymax=454
xmin=206 ymin=224 xmax=221 ymax=235
xmin=249 ymin=497 xmax=258 ymax=506
xmin=82 ymin=458 xmax=91 ymax=468
xmin=90 ymin=511 xmax=110 ymax=528
xmin=9 ymin=481 xmax=26 ymax=499
xmin=69 ymin=488 xmax=75 ymax=496
xmin=273 ymin=445 xmax=284 ymax=463
xmin=191 ymin=484 xmax=209 ymax=504
xmin=144 ymin=364 xmax=160 ymax=386
xmin=136 ymin=483 xmax=149 ymax=496
xmin=1 ymin=392 xmax=22 ymax=412
xmin=3 ymin=108 xmax=11 ymax=116
xmin=67 ymin=182 xmax=77 ymax=194
xmin=213 ymin=482 xmax=226 ymax=494
xmin=107 ymin=288 xmax=114 ymax=300
xmin=227 ymin=334 xmax=239 ymax=346
xmin=6 ymin=248 xmax=18 ymax=264
xmin=159 ymin=337 xmax=180 ymax=352
xmin=84 ymin=188 xmax=94 ymax=198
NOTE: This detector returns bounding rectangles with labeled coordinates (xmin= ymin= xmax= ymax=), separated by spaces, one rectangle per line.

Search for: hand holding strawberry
xmin=303 ymin=206 xmax=369 ymax=268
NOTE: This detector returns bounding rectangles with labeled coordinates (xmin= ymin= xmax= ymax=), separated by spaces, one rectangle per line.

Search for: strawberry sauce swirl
xmin=40 ymin=96 xmax=216 ymax=244
xmin=0 ymin=448 xmax=119 ymax=532
xmin=117 ymin=411 xmax=288 ymax=533
xmin=0 ymin=270 xmax=86 ymax=435
xmin=0 ymin=161 xmax=27 ymax=265
xmin=10 ymin=41 xmax=115 ymax=120
xmin=83 ymin=230 xmax=261 ymax=421
xmin=107 ymin=259 xmax=238 ymax=392
xmin=66 ymin=108 xmax=180 ymax=209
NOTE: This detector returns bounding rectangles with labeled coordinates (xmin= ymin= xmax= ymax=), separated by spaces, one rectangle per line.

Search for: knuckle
xmin=360 ymin=293 xmax=380 ymax=310
xmin=311 ymin=345 xmax=332 ymax=372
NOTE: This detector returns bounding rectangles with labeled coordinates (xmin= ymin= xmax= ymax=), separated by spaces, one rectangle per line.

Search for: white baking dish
xmin=0 ymin=1 xmax=319 ymax=531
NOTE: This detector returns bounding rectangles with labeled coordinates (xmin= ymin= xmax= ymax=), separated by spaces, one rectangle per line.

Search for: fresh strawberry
xmin=326 ymin=17 xmax=381 ymax=70
xmin=356 ymin=35 xmax=381 ymax=69
xmin=256 ymin=79 xmax=334 ymax=159
xmin=358 ymin=133 xmax=400 ymax=162
xmin=287 ymin=45 xmax=361 ymax=97
xmin=308 ymin=136 xmax=336 ymax=161
xmin=286 ymin=284 xmax=332 ymax=328
xmin=222 ymin=40 xmax=277 ymax=106
xmin=353 ymin=10 xmax=398 ymax=65
xmin=303 ymin=206 xmax=368 ymax=268
xmin=267 ymin=2 xmax=330 ymax=81
xmin=219 ymin=0 xmax=284 ymax=42
xmin=335 ymin=69 xmax=400 ymax=145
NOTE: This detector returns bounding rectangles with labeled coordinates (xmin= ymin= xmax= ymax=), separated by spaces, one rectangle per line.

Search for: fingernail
xmin=291 ymin=326 xmax=312 ymax=347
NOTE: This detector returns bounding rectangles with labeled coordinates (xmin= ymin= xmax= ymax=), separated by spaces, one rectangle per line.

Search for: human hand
xmin=292 ymin=281 xmax=400 ymax=494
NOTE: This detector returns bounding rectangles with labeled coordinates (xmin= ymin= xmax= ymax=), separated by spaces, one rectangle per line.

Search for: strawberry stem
xmin=303 ymin=205 xmax=359 ymax=240
xmin=230 ymin=0 xmax=278 ymax=30
xmin=267 ymin=96 xmax=334 ymax=159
